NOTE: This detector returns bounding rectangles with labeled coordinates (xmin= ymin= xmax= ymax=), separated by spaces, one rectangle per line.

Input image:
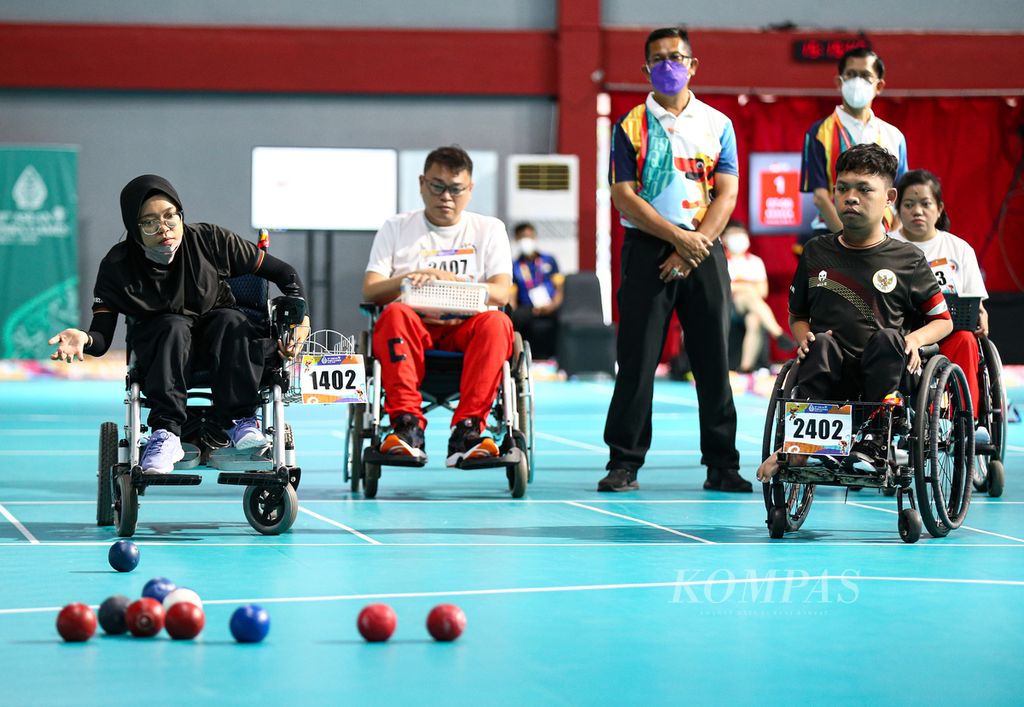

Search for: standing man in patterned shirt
xmin=799 ymin=47 xmax=908 ymax=249
xmin=598 ymin=27 xmax=750 ymax=493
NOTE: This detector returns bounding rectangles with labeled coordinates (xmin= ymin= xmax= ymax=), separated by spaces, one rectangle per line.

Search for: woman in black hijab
xmin=48 ymin=175 xmax=310 ymax=473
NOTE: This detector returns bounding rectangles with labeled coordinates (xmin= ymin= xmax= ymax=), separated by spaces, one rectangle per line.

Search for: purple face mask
xmin=649 ymin=60 xmax=690 ymax=95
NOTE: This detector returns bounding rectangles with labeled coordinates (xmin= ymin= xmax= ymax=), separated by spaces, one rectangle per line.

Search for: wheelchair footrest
xmin=208 ymin=446 xmax=274 ymax=472
xmin=137 ymin=472 xmax=203 ymax=487
xmin=172 ymin=445 xmax=201 ymax=470
xmin=975 ymin=443 xmax=997 ymax=456
xmin=457 ymin=447 xmax=522 ymax=470
xmin=217 ymin=471 xmax=286 ymax=487
xmin=363 ymin=447 xmax=428 ymax=468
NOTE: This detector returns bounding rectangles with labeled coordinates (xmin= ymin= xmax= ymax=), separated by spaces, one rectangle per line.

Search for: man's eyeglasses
xmin=138 ymin=211 xmax=183 ymax=236
xmin=647 ymin=52 xmax=693 ymax=66
xmin=425 ymin=181 xmax=469 ymax=197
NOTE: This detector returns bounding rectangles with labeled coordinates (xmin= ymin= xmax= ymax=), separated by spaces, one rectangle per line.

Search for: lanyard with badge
xmin=518 ymin=257 xmax=552 ymax=307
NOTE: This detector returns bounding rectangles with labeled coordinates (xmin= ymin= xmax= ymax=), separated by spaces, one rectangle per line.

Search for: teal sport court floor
xmin=1 ymin=376 xmax=1022 ymax=705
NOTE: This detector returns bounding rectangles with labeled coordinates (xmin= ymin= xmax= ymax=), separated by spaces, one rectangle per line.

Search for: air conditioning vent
xmin=517 ymin=163 xmax=571 ymax=191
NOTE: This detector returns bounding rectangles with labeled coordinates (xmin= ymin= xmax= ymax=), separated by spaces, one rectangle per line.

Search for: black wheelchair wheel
xmin=768 ymin=507 xmax=787 ymax=539
xmin=363 ymin=462 xmax=380 ymax=499
xmin=914 ymin=360 xmax=974 ymax=537
xmin=975 ymin=337 xmax=1007 ymax=494
xmin=346 ymin=404 xmax=366 ymax=494
xmin=97 ymin=422 xmax=118 ymax=527
xmin=761 ymin=361 xmax=814 ymax=531
xmin=114 ymin=472 xmax=138 ymax=538
xmin=898 ymin=508 xmax=922 ymax=544
xmin=243 ymin=483 xmax=298 ymax=535
xmin=987 ymin=459 xmax=1005 ymax=498
xmin=508 ymin=430 xmax=528 ymax=499
xmin=513 ymin=335 xmax=535 ymax=483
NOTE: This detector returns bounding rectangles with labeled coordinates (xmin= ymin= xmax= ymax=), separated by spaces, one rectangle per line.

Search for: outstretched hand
xmin=48 ymin=329 xmax=89 ymax=363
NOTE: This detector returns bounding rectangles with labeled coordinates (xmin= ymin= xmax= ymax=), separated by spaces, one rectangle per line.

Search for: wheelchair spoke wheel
xmin=914 ymin=360 xmax=974 ymax=537
xmin=114 ymin=472 xmax=138 ymax=538
xmin=97 ymin=422 xmax=118 ymax=527
xmin=243 ymin=484 xmax=298 ymax=535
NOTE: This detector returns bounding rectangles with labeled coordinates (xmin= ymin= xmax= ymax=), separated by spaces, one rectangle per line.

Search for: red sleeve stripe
xmin=921 ymin=292 xmax=951 ymax=321
xmin=253 ymin=249 xmax=266 ymax=272
xmin=91 ymin=305 xmax=114 ymax=314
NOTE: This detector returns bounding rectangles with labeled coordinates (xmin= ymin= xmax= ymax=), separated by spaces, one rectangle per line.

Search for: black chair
xmin=556 ymin=272 xmax=615 ymax=377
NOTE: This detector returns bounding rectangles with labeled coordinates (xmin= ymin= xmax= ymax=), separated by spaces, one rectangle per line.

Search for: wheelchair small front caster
xmin=768 ymin=507 xmax=787 ymax=539
xmin=898 ymin=508 xmax=922 ymax=544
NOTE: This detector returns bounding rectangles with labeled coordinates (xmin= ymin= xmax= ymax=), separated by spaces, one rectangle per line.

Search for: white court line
xmin=297 ymin=506 xmax=380 ymax=545
xmin=0 ymin=504 xmax=39 ymax=544
xmin=565 ymin=501 xmax=715 ymax=544
xmin=0 ymin=429 xmax=94 ymax=435
xmin=0 ymin=450 xmax=93 ymax=456
xmin=0 ymin=498 xmax=1019 ymax=506
xmin=534 ymin=431 xmax=605 ymax=452
xmin=0 ymin=541 xmax=1022 ymax=549
xmin=846 ymin=501 xmax=1024 ymax=544
xmin=3 ymin=573 xmax=1024 ymax=616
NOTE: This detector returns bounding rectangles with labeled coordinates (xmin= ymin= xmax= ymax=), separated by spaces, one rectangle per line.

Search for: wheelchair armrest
xmin=919 ymin=343 xmax=940 ymax=359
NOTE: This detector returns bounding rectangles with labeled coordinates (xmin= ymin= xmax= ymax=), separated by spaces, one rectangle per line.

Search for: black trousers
xmin=509 ymin=307 xmax=558 ymax=360
xmin=129 ymin=309 xmax=268 ymax=435
xmin=795 ymin=329 xmax=906 ymax=402
xmin=604 ymin=229 xmax=739 ymax=473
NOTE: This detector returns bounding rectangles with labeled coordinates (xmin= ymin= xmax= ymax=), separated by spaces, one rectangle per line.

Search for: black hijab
xmin=120 ymin=174 xmax=184 ymax=249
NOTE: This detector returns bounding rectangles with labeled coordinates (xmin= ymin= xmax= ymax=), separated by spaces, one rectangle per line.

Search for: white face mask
xmin=724 ymin=233 xmax=750 ymax=255
xmin=517 ymin=237 xmax=537 ymax=257
xmin=142 ymin=241 xmax=179 ymax=265
xmin=842 ymin=77 xmax=875 ymax=110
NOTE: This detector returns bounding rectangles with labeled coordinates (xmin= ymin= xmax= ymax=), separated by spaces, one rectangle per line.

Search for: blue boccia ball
xmin=230 ymin=604 xmax=270 ymax=643
xmin=141 ymin=577 xmax=177 ymax=603
xmin=108 ymin=540 xmax=140 ymax=572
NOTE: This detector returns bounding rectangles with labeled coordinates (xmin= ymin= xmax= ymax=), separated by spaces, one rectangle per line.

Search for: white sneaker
xmin=141 ymin=429 xmax=185 ymax=473
xmin=975 ymin=426 xmax=991 ymax=445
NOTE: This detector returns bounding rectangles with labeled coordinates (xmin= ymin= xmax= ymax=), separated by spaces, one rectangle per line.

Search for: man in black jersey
xmin=47 ymin=175 xmax=310 ymax=474
xmin=758 ymin=144 xmax=951 ymax=481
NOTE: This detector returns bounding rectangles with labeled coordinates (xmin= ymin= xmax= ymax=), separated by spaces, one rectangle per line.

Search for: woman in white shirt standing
xmin=890 ymin=169 xmax=989 ymax=439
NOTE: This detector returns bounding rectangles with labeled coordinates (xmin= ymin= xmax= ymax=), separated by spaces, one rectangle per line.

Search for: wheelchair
xmin=761 ymin=345 xmax=975 ymax=544
xmin=972 ymin=335 xmax=1008 ymax=497
xmin=342 ymin=302 xmax=534 ymax=499
xmin=95 ymin=253 xmax=308 ymax=537
xmin=941 ymin=293 xmax=1008 ymax=497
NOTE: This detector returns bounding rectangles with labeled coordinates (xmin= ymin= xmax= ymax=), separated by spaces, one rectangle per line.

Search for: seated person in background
xmin=758 ymin=144 xmax=952 ymax=481
xmin=889 ymin=169 xmax=990 ymax=441
xmin=722 ymin=219 xmax=795 ymax=371
xmin=47 ymin=174 xmax=310 ymax=473
xmin=509 ymin=221 xmax=563 ymax=359
xmin=362 ymin=145 xmax=514 ymax=466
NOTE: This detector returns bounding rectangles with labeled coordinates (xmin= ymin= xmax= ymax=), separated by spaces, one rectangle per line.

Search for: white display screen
xmin=251 ymin=147 xmax=398 ymax=231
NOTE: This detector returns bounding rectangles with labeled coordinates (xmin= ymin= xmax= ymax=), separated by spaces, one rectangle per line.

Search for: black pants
xmin=796 ymin=329 xmax=906 ymax=402
xmin=510 ymin=307 xmax=558 ymax=360
xmin=129 ymin=309 xmax=268 ymax=435
xmin=604 ymin=229 xmax=739 ymax=473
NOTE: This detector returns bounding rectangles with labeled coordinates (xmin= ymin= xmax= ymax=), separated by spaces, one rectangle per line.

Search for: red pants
xmin=373 ymin=303 xmax=513 ymax=430
xmin=939 ymin=330 xmax=980 ymax=418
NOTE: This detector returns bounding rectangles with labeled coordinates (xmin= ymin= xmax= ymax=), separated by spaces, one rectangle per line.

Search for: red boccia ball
xmin=125 ymin=598 xmax=165 ymax=638
xmin=165 ymin=602 xmax=205 ymax=640
xmin=426 ymin=604 xmax=466 ymax=642
xmin=357 ymin=603 xmax=397 ymax=642
xmin=57 ymin=603 xmax=97 ymax=642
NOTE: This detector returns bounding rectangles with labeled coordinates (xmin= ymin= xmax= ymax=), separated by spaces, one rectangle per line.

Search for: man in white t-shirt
xmin=363 ymin=145 xmax=514 ymax=466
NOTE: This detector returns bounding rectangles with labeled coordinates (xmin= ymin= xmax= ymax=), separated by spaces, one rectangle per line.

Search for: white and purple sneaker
xmin=229 ymin=416 xmax=269 ymax=449
xmin=141 ymin=429 xmax=185 ymax=474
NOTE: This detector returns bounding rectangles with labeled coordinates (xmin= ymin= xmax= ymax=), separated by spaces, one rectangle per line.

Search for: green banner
xmin=0 ymin=147 xmax=79 ymax=359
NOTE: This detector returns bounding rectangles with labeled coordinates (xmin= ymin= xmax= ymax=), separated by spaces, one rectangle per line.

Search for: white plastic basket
xmin=400 ymin=279 xmax=488 ymax=319
xmin=285 ymin=329 xmax=357 ymax=404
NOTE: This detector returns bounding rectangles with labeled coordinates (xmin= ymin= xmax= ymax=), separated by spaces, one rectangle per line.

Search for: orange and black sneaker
xmin=446 ymin=417 xmax=499 ymax=467
xmin=380 ymin=412 xmax=426 ymax=461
